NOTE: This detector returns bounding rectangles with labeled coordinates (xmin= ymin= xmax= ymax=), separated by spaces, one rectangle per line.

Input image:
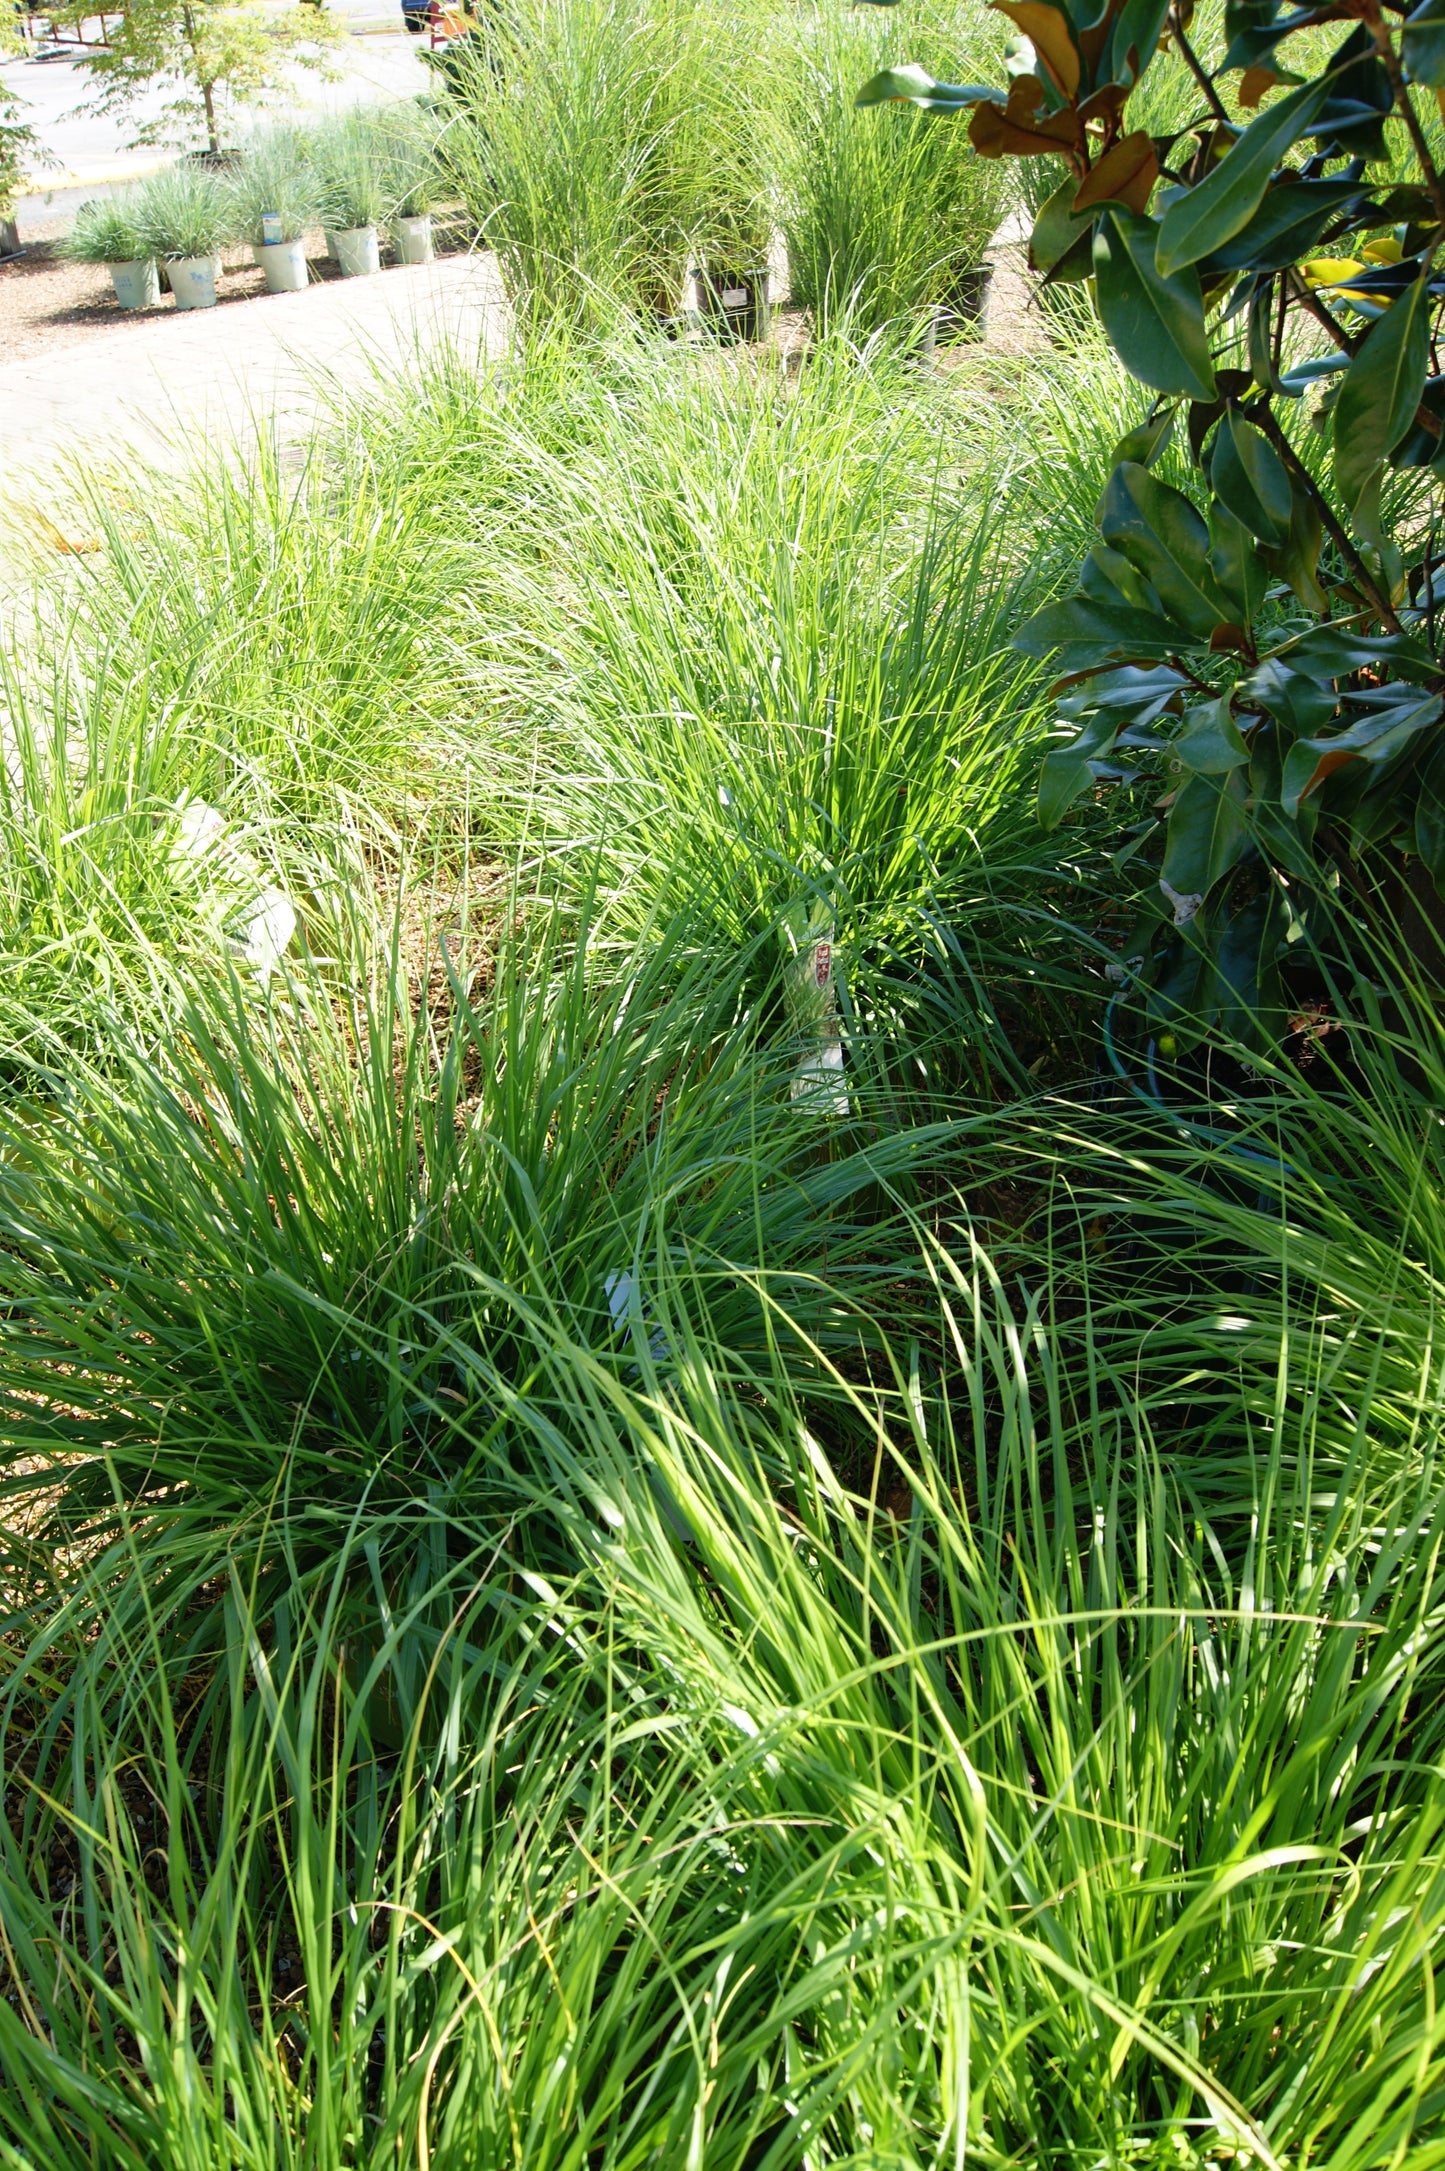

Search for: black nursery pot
xmin=933 ymin=262 xmax=993 ymax=346
xmin=695 ymin=265 xmax=770 ymax=344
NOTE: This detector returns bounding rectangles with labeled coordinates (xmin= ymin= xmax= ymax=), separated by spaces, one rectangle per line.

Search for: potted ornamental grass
xmin=58 ymin=191 xmax=160 ymax=309
xmin=375 ymin=101 xmax=443 ymax=264
xmin=228 ymin=126 xmax=320 ymax=293
xmin=780 ymin=3 xmax=1009 ymax=348
xmin=311 ymin=114 xmax=388 ymax=277
xmin=133 ymin=163 xmax=231 ymax=309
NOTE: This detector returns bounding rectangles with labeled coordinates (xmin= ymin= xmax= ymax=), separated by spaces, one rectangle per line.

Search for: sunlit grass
xmin=0 ymin=288 xmax=1442 ymax=2168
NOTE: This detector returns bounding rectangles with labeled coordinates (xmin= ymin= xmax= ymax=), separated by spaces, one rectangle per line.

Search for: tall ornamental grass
xmin=2 ymin=322 xmax=1444 ymax=2167
xmin=779 ymin=0 xmax=1012 ymax=337
xmin=2 ymin=940 xmax=1443 ymax=2162
xmin=437 ymin=0 xmax=774 ymax=328
xmin=357 ymin=336 xmax=1090 ymax=1104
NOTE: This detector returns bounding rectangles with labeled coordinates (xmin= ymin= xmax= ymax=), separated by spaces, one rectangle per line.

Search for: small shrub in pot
xmin=311 ymin=112 xmax=388 ymax=275
xmin=59 ymin=190 xmax=162 ymax=309
xmin=133 ymin=163 xmax=231 ymax=308
xmin=229 ymin=125 xmax=320 ymax=292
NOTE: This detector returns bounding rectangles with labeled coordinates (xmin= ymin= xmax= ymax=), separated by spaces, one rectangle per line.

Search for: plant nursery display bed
xmin=0 ymin=232 xmax=469 ymax=367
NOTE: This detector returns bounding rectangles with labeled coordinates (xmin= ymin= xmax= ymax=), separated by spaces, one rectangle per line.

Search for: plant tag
xmin=723 ymin=286 xmax=748 ymax=308
xmin=261 ymin=212 xmax=283 ymax=246
xmin=781 ymin=896 xmax=847 ymax=1116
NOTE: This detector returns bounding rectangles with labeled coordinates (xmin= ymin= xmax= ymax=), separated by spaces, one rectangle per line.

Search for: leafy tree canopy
xmin=59 ymin=0 xmax=343 ymax=155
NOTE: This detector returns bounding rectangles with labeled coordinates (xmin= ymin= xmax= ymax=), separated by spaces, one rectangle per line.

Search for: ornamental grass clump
xmin=7 ymin=280 xmax=1445 ymax=2166
xmin=310 ymin=109 xmax=390 ymax=234
xmin=130 ymin=159 xmax=230 ymax=259
xmin=227 ymin=121 xmax=321 ymax=246
xmin=2 ymin=901 xmax=1445 ymax=2163
xmin=372 ymin=97 xmax=445 ymax=218
xmin=781 ymin=1 xmax=1010 ymax=337
xmin=56 ymin=189 xmax=150 ymax=264
xmin=439 ymin=0 xmax=771 ymax=330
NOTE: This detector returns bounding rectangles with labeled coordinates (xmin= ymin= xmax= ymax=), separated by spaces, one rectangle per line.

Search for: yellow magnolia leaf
xmin=1301 ymin=256 xmax=1365 ymax=287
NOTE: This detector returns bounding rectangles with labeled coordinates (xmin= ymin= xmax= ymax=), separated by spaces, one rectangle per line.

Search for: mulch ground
xmin=0 ymin=240 xmax=416 ymax=367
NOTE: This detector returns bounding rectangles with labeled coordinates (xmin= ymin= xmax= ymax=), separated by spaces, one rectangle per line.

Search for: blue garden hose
xmin=1101 ymin=971 xmax=1300 ymax=1186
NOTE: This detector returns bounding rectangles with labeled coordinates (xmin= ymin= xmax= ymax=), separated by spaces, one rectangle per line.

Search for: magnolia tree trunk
xmin=0 ymin=215 xmax=19 ymax=257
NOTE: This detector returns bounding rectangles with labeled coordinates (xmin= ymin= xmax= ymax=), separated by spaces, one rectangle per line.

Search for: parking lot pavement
xmin=3 ymin=17 xmax=432 ymax=216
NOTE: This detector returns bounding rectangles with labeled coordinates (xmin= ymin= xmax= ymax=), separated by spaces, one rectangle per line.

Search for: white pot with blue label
xmin=109 ymin=260 xmax=161 ymax=309
xmin=334 ymin=225 xmax=381 ymax=278
xmin=167 ymin=254 xmax=221 ymax=310
xmin=254 ymin=229 xmax=309 ymax=294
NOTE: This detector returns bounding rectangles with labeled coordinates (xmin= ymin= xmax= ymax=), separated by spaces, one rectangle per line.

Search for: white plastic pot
xmin=253 ymin=236 xmax=308 ymax=294
xmin=109 ymin=259 xmax=160 ymax=310
xmin=393 ymin=213 xmax=433 ymax=266
xmin=167 ymin=254 xmax=221 ymax=310
xmin=334 ymin=225 xmax=380 ymax=278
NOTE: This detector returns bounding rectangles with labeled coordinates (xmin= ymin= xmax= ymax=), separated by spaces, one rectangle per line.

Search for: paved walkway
xmin=0 ymin=252 xmax=508 ymax=515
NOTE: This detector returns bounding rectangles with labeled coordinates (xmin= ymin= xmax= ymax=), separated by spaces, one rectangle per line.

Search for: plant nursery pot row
xmin=101 ymin=214 xmax=437 ymax=313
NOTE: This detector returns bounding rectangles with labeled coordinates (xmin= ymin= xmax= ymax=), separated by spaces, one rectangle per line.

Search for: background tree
xmin=61 ymin=0 xmax=343 ymax=155
xmin=859 ymin=0 xmax=1445 ymax=1048
xmin=1 ymin=64 xmax=45 ymax=256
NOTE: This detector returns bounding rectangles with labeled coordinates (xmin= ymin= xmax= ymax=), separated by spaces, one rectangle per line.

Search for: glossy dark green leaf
xmin=1414 ymin=738 xmax=1445 ymax=886
xmin=1056 ymin=664 xmax=1189 ymax=724
xmin=1013 ymin=592 xmax=1183 ymax=666
xmin=1093 ymin=212 xmax=1217 ymax=402
xmin=1209 ymin=411 xmax=1292 ymax=542
xmin=1210 ymin=888 xmax=1290 ymax=1048
xmin=1081 ymin=540 xmax=1166 ymax=613
xmin=1389 ymin=374 xmax=1445 ymax=470
xmin=1160 ymin=769 xmax=1251 ymax=910
xmin=1099 ymin=0 xmax=1174 ymax=88
xmin=1200 ymin=179 xmax=1365 ymax=275
xmin=1280 ymin=692 xmax=1443 ymax=814
xmin=1222 ymin=0 xmax=1312 ymax=69
xmin=1155 ymin=78 xmax=1328 ymax=277
xmin=1097 ymin=461 xmax=1233 ymax=636
xmin=1333 ymin=273 xmax=1431 ymax=547
xmin=1247 ymin=278 xmax=1285 ymax=394
xmin=1244 ymin=656 xmax=1338 ymax=735
xmin=1278 ymin=351 xmax=1349 ymax=396
xmin=854 ymin=65 xmax=1002 ymax=110
xmin=1274 ymin=626 xmax=1441 ymax=682
xmin=1258 ymin=477 xmax=1325 ymax=612
xmin=1208 ymin=501 xmax=1270 ymax=621
xmin=1038 ymin=713 xmax=1121 ymax=829
xmin=1176 ymin=693 xmax=1252 ymax=772
xmin=1312 ymin=28 xmax=1392 ymax=160
xmin=1112 ymin=409 xmax=1177 ymax=469
xmin=1029 ymin=177 xmax=1097 ymax=278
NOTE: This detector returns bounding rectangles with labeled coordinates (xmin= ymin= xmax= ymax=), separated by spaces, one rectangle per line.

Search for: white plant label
xmin=723 ymin=287 xmax=748 ymax=308
xmin=261 ymin=212 xmax=283 ymax=246
xmin=168 ymin=799 xmax=296 ymax=983
xmin=781 ymin=896 xmax=847 ymax=1117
